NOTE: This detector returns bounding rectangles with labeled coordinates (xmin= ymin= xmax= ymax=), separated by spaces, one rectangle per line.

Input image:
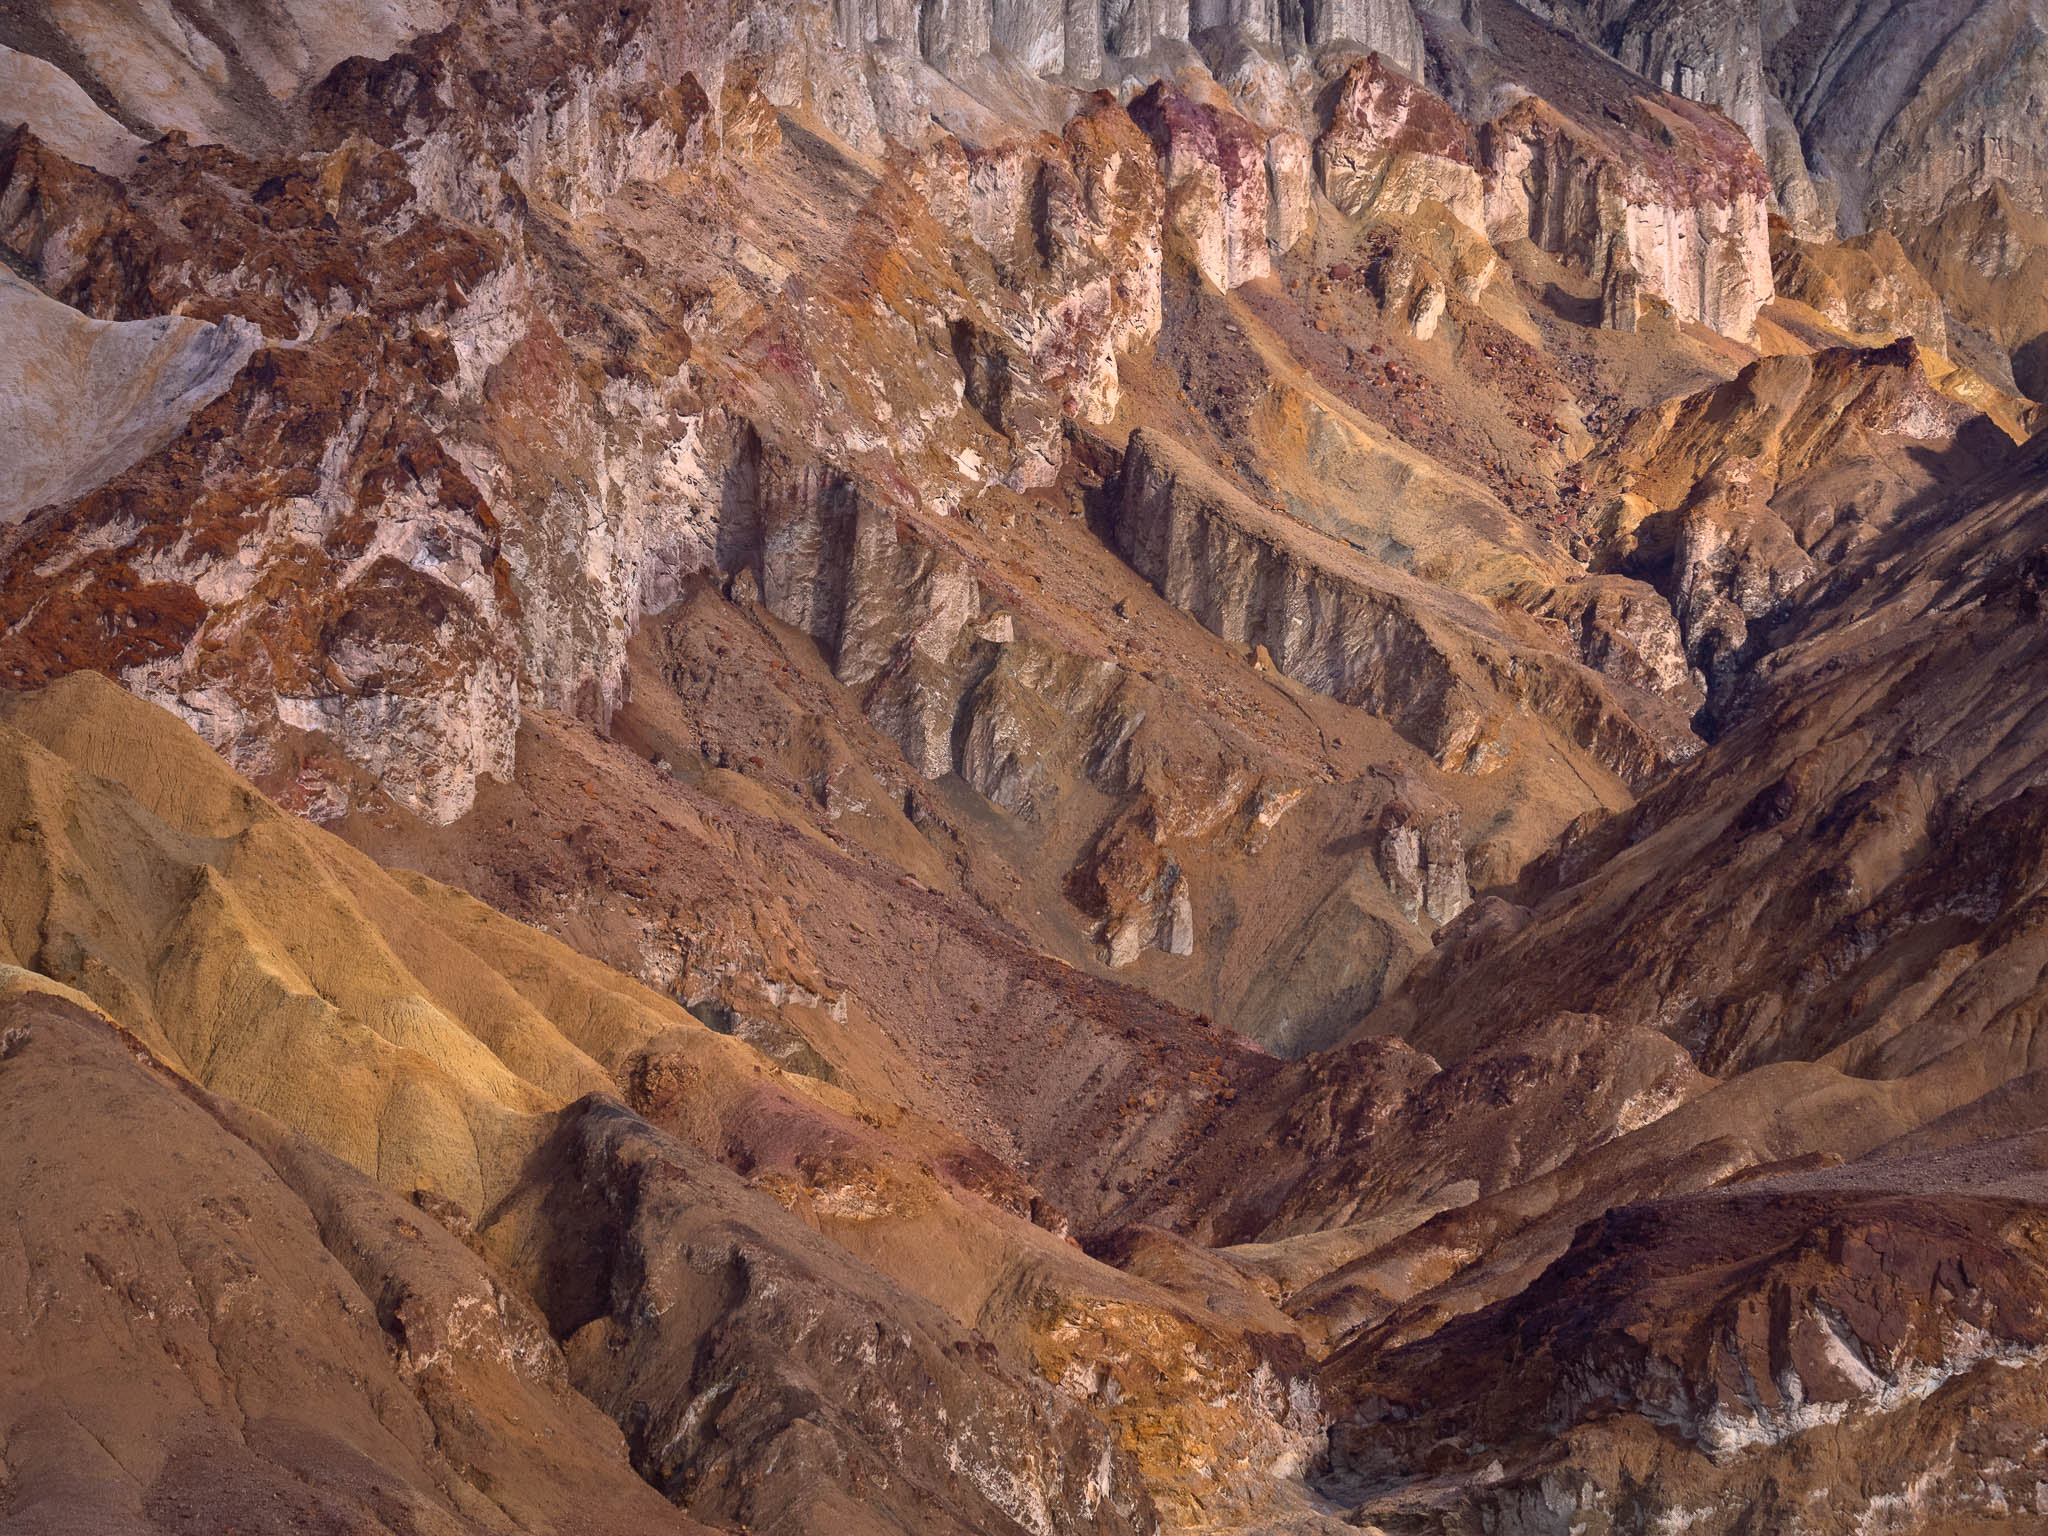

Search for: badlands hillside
xmin=4 ymin=0 xmax=2048 ymax=1529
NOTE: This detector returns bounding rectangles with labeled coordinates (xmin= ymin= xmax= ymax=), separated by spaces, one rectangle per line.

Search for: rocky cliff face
xmin=1532 ymin=0 xmax=2048 ymax=393
xmin=1484 ymin=92 xmax=1773 ymax=337
xmin=5 ymin=0 xmax=2048 ymax=1532
xmin=1595 ymin=337 xmax=1983 ymax=704
xmin=1329 ymin=1176 xmax=2048 ymax=1533
xmin=1113 ymin=428 xmax=1693 ymax=780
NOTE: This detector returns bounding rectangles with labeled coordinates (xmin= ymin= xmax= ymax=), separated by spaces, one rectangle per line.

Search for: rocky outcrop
xmin=1069 ymin=800 xmax=1205 ymax=965
xmin=1374 ymin=790 xmax=1468 ymax=924
xmin=1315 ymin=53 xmax=1483 ymax=233
xmin=1481 ymin=92 xmax=1773 ymax=340
xmin=832 ymin=0 xmax=1423 ymax=85
xmin=0 ymin=5 xmax=730 ymax=820
xmin=1131 ymin=81 xmax=1272 ymax=291
xmin=0 ymin=0 xmax=1756 ymax=844
xmin=1595 ymin=232 xmax=1640 ymax=329
xmin=13 ymin=6 xmax=2048 ymax=1533
xmin=0 ymin=265 xmax=258 ymax=521
xmin=8 ymin=0 xmax=1588 ymax=1074
xmin=1539 ymin=573 xmax=1701 ymax=711
xmin=488 ymin=1097 xmax=1157 ymax=1536
xmin=1190 ymin=0 xmax=1425 ymax=74
xmin=716 ymin=432 xmax=989 ymax=784
xmin=0 ymin=0 xmax=1160 ymax=822
xmin=953 ymin=638 xmax=1126 ymax=818
xmin=1771 ymin=225 xmax=1949 ymax=354
xmin=714 ymin=432 xmax=1187 ymax=822
xmin=1537 ymin=0 xmax=2048 ymax=397
xmin=1311 ymin=59 xmax=1498 ymax=326
xmin=959 ymin=98 xmax=1167 ymax=423
xmin=950 ymin=313 xmax=1063 ymax=486
xmin=1313 ymin=55 xmax=1504 ymax=335
xmin=1597 ymin=340 xmax=1982 ymax=698
xmin=1327 ymin=1180 xmax=2048 ymax=1534
xmin=0 ymin=297 xmax=521 ymax=820
xmin=1113 ymin=429 xmax=1693 ymax=782
xmin=0 ymin=673 xmax=1321 ymax=1531
xmin=1900 ymin=183 xmax=2048 ymax=399
xmin=1355 ymin=415 xmax=2043 ymax=1087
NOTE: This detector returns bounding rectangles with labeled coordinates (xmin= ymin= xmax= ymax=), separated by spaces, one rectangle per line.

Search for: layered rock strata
xmin=1113 ymin=429 xmax=1695 ymax=781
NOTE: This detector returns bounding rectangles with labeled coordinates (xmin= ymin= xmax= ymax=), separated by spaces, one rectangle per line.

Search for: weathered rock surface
xmin=1131 ymin=81 xmax=1272 ymax=291
xmin=1762 ymin=0 xmax=2048 ymax=238
xmin=1360 ymin=433 xmax=2048 ymax=1090
xmin=1534 ymin=0 xmax=2048 ymax=394
xmin=8 ymin=1 xmax=2048 ymax=1532
xmin=1402 ymin=0 xmax=1777 ymax=341
xmin=0 ymin=990 xmax=714 ymax=1536
xmin=1113 ymin=428 xmax=1695 ymax=781
xmin=0 ymin=267 xmax=257 ymax=521
xmin=1594 ymin=338 xmax=1989 ymax=705
xmin=0 ymin=658 xmax=1319 ymax=1532
xmin=0 ymin=42 xmax=145 ymax=172
xmin=1328 ymin=1169 xmax=2048 ymax=1533
xmin=0 ymin=0 xmax=454 ymax=147
xmin=1112 ymin=1010 xmax=1707 ymax=1250
xmin=1372 ymin=786 xmax=1468 ymax=923
xmin=1538 ymin=571 xmax=1700 ymax=709
xmin=1597 ymin=0 xmax=1769 ymax=153
xmin=1771 ymin=225 xmax=1949 ymax=356
xmin=488 ymin=1097 xmax=1157 ymax=1536
xmin=1903 ymin=181 xmax=2048 ymax=401
xmin=1481 ymin=90 xmax=1772 ymax=339
xmin=1314 ymin=54 xmax=1483 ymax=234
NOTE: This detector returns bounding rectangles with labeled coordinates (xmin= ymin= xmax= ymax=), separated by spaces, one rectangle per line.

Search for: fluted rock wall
xmin=1302 ymin=0 xmax=1425 ymax=59
xmin=0 ymin=0 xmax=1987 ymax=851
xmin=1113 ymin=430 xmax=1692 ymax=782
xmin=1765 ymin=0 xmax=2048 ymax=232
xmin=1596 ymin=0 xmax=1769 ymax=153
xmin=1482 ymin=95 xmax=1772 ymax=340
xmin=1301 ymin=10 xmax=1778 ymax=345
xmin=1536 ymin=0 xmax=2048 ymax=395
xmin=829 ymin=0 xmax=1424 ymax=83
xmin=1266 ymin=129 xmax=1316 ymax=251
